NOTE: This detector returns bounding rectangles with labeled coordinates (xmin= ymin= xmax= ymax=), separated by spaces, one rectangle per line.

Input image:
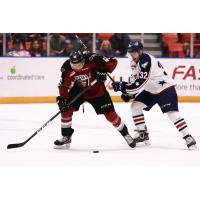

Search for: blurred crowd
xmin=0 ymin=33 xmax=200 ymax=58
xmin=0 ymin=33 xmax=131 ymax=57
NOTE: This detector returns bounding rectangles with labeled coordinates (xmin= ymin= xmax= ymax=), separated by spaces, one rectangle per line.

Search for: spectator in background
xmin=110 ymin=33 xmax=130 ymax=57
xmin=60 ymin=40 xmax=74 ymax=57
xmin=7 ymin=38 xmax=30 ymax=56
xmin=50 ymin=33 xmax=66 ymax=56
xmin=11 ymin=33 xmax=27 ymax=48
xmin=98 ymin=40 xmax=114 ymax=57
xmin=29 ymin=39 xmax=46 ymax=57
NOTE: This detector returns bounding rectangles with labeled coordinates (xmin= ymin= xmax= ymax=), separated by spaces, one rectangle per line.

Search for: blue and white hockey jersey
xmin=124 ymin=53 xmax=175 ymax=95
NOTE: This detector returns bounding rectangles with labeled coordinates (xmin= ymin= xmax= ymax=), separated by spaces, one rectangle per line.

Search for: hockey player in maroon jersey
xmin=54 ymin=50 xmax=136 ymax=148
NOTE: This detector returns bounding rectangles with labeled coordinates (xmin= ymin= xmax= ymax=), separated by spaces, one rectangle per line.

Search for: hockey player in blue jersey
xmin=112 ymin=41 xmax=197 ymax=150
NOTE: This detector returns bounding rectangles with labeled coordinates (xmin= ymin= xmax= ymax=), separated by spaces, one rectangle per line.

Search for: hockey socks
xmin=167 ymin=111 xmax=197 ymax=149
xmin=132 ymin=114 xmax=146 ymax=130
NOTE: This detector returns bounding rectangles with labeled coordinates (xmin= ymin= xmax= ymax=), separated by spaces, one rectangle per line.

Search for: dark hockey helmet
xmin=127 ymin=41 xmax=143 ymax=53
xmin=69 ymin=50 xmax=85 ymax=70
xmin=69 ymin=50 xmax=84 ymax=64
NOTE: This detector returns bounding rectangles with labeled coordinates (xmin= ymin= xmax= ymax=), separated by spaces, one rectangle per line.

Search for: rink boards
xmin=0 ymin=57 xmax=200 ymax=103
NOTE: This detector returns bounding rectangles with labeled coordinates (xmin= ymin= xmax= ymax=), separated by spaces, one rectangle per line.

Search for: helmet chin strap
xmin=70 ymin=59 xmax=85 ymax=70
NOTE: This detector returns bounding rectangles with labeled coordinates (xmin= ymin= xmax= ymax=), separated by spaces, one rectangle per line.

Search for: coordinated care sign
xmin=0 ymin=57 xmax=200 ymax=98
xmin=0 ymin=57 xmax=65 ymax=97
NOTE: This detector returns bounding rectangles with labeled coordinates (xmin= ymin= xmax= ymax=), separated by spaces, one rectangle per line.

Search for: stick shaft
xmin=106 ymin=72 xmax=115 ymax=82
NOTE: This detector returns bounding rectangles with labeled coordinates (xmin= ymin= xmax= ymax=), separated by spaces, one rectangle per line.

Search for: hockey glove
xmin=95 ymin=68 xmax=107 ymax=82
xmin=56 ymin=96 xmax=70 ymax=113
xmin=121 ymin=93 xmax=131 ymax=102
xmin=112 ymin=81 xmax=127 ymax=93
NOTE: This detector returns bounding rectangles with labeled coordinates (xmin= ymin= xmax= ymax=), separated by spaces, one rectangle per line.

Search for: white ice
xmin=0 ymin=102 xmax=200 ymax=166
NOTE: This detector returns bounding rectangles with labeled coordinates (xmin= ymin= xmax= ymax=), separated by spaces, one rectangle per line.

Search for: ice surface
xmin=0 ymin=102 xmax=200 ymax=166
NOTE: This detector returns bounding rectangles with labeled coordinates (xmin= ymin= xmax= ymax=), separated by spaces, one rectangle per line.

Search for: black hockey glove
xmin=121 ymin=93 xmax=131 ymax=102
xmin=56 ymin=96 xmax=70 ymax=113
xmin=95 ymin=68 xmax=107 ymax=82
xmin=112 ymin=81 xmax=127 ymax=93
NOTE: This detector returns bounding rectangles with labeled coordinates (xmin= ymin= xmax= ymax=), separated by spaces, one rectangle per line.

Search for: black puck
xmin=93 ymin=150 xmax=99 ymax=153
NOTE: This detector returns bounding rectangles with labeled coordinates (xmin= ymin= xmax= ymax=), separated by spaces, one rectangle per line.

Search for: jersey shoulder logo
xmin=141 ymin=62 xmax=148 ymax=69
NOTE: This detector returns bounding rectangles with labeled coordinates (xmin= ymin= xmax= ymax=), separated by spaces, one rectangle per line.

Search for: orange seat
xmin=98 ymin=33 xmax=114 ymax=41
xmin=181 ymin=33 xmax=197 ymax=43
xmin=162 ymin=33 xmax=178 ymax=45
xmin=168 ymin=43 xmax=184 ymax=57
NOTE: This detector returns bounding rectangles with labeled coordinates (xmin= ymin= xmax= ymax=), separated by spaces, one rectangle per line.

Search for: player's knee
xmin=130 ymin=101 xmax=145 ymax=114
xmin=104 ymin=111 xmax=124 ymax=129
xmin=167 ymin=111 xmax=181 ymax=123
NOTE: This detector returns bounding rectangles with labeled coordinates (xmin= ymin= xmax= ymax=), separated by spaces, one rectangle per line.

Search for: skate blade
xmin=54 ymin=144 xmax=70 ymax=149
xmin=188 ymin=145 xmax=198 ymax=150
xmin=144 ymin=140 xmax=151 ymax=146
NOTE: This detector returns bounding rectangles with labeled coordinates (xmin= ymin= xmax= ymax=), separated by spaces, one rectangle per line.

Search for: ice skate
xmin=133 ymin=129 xmax=150 ymax=146
xmin=54 ymin=136 xmax=71 ymax=149
xmin=183 ymin=135 xmax=197 ymax=150
xmin=124 ymin=134 xmax=136 ymax=148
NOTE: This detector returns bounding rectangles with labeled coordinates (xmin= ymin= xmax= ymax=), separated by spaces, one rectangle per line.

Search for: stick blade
xmin=7 ymin=143 xmax=25 ymax=149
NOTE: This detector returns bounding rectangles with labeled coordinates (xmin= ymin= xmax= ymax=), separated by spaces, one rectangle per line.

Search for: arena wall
xmin=0 ymin=57 xmax=200 ymax=104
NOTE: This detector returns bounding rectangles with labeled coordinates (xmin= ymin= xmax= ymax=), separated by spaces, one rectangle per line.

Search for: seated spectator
xmin=11 ymin=33 xmax=27 ymax=49
xmin=7 ymin=38 xmax=30 ymax=57
xmin=98 ymin=40 xmax=114 ymax=57
xmin=60 ymin=40 xmax=74 ymax=57
xmin=29 ymin=39 xmax=46 ymax=57
xmin=50 ymin=33 xmax=66 ymax=56
xmin=110 ymin=33 xmax=130 ymax=57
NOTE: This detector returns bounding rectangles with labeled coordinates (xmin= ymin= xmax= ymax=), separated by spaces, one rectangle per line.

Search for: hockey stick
xmin=73 ymin=33 xmax=88 ymax=51
xmin=106 ymin=72 xmax=115 ymax=83
xmin=7 ymin=80 xmax=97 ymax=149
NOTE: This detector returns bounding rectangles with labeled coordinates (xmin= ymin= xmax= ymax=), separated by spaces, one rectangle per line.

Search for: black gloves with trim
xmin=56 ymin=96 xmax=70 ymax=113
xmin=121 ymin=93 xmax=131 ymax=102
xmin=111 ymin=81 xmax=127 ymax=93
xmin=94 ymin=68 xmax=107 ymax=82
